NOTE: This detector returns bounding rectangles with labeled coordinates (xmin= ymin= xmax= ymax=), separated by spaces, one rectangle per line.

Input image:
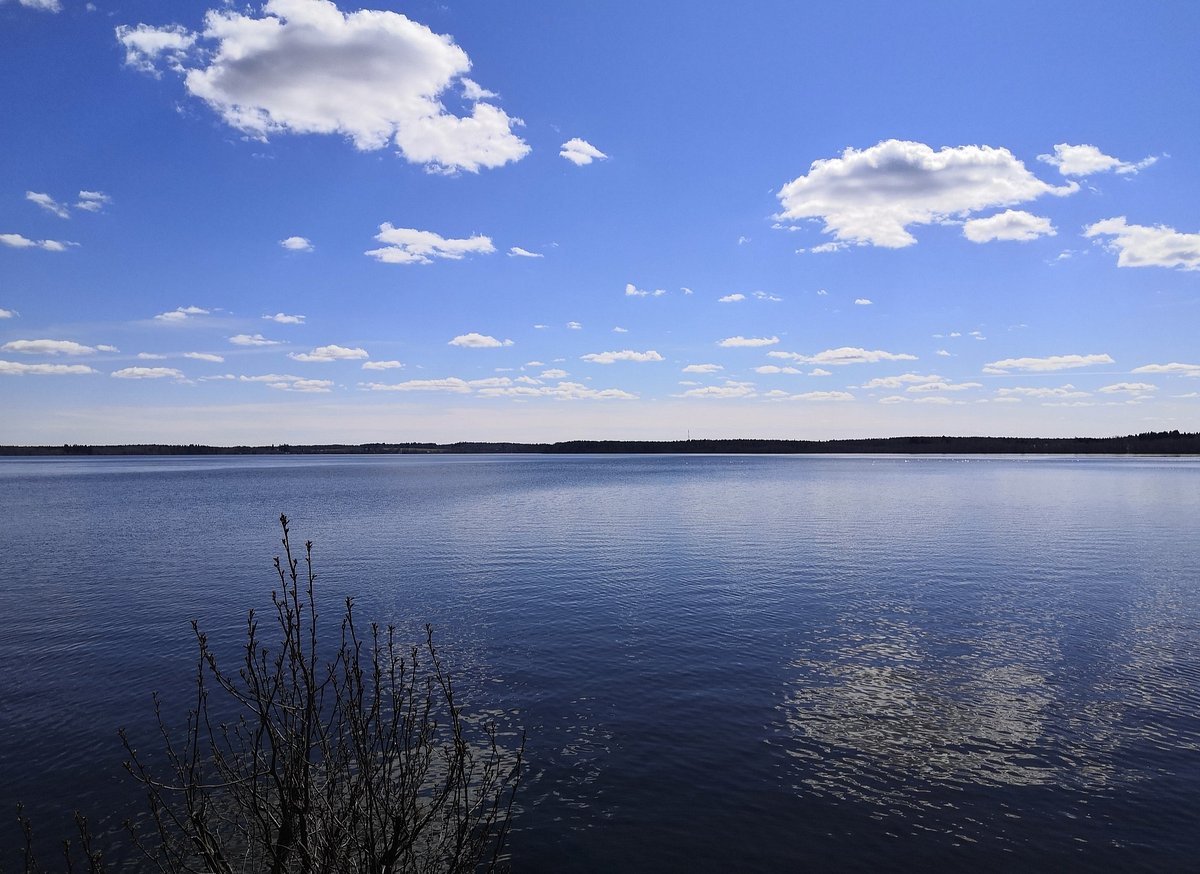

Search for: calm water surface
xmin=1 ymin=454 xmax=1198 ymax=871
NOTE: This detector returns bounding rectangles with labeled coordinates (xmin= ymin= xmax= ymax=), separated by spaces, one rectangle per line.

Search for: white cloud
xmin=683 ymin=363 xmax=723 ymax=374
xmin=540 ymin=368 xmax=568 ymax=379
xmin=776 ymin=139 xmax=1074 ymax=248
xmin=717 ymin=336 xmax=779 ymax=348
xmin=1131 ymin=362 xmax=1200 ymax=377
xmin=906 ymin=381 xmax=983 ymax=393
xmin=769 ymin=346 xmax=917 ymax=366
xmin=460 ymin=78 xmax=496 ymax=101
xmin=112 ymin=366 xmax=186 ymax=379
xmin=118 ymin=1 xmax=528 ymax=173
xmin=560 ymin=138 xmax=607 ymax=166
xmin=0 ymin=308 xmax=16 ymax=318
xmin=115 ymin=23 xmax=196 ymax=75
xmin=155 ymin=305 xmax=210 ymax=322
xmin=566 ymin=321 xmax=582 ymax=330
xmin=613 ymin=326 xmax=628 ymax=333
xmin=264 ymin=312 xmax=306 ymax=324
xmin=364 ymin=377 xmax=472 ymax=393
xmin=809 ymin=368 xmax=832 ymax=376
xmin=1098 ymin=382 xmax=1157 ymax=394
xmin=137 ymin=353 xmax=167 ymax=360
xmin=963 ymin=209 xmax=1056 ymax=243
xmin=2 ymin=339 xmax=96 ymax=356
xmin=678 ymin=385 xmax=757 ymax=399
xmin=626 ymin=283 xmax=666 ymax=297
xmin=753 ymin=291 xmax=782 ymax=302
xmin=718 ymin=293 xmax=746 ymax=303
xmin=1083 ymin=217 xmax=1200 ymax=271
xmin=983 ymin=353 xmax=1114 ymax=373
xmin=754 ymin=365 xmax=801 ymax=374
xmin=229 ymin=333 xmax=281 ymax=346
xmin=361 ymin=360 xmax=404 ymax=370
xmin=0 ymin=233 xmax=76 ymax=251
xmin=289 ymin=344 xmax=369 ymax=362
xmin=508 ymin=246 xmax=543 ymax=258
xmin=26 ymin=191 xmax=70 ymax=218
xmin=280 ymin=236 xmax=313 ymax=252
xmin=448 ymin=332 xmax=512 ymax=348
xmin=75 ymin=191 xmax=111 ymax=212
xmin=477 ymin=381 xmax=637 ymax=400
xmin=1037 ymin=143 xmax=1157 ymax=177
xmin=788 ymin=391 xmax=855 ymax=402
xmin=184 ymin=351 xmax=225 ymax=362
xmin=860 ymin=373 xmax=943 ymax=389
xmin=0 ymin=359 xmax=94 ymax=376
xmin=580 ymin=349 xmax=664 ymax=364
xmin=269 ymin=378 xmax=333 ymax=393
xmin=997 ymin=385 xmax=1091 ymax=400
xmin=13 ymin=0 xmax=63 ymax=12
xmin=681 ymin=287 xmax=694 ymax=295
xmin=366 ymin=224 xmax=495 ymax=264
xmin=854 ymin=298 xmax=872 ymax=305
xmin=935 ymin=349 xmax=951 ymax=357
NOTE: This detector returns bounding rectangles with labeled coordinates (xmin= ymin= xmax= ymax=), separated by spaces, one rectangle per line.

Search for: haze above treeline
xmin=2 ymin=432 xmax=1198 ymax=456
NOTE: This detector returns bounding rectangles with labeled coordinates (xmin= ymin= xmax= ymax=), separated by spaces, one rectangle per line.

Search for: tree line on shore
xmin=2 ymin=431 xmax=1199 ymax=456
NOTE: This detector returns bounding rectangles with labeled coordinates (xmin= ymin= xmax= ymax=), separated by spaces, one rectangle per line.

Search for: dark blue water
xmin=1 ymin=454 xmax=1198 ymax=871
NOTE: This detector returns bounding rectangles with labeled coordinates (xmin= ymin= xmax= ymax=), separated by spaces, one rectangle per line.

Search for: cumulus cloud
xmin=508 ymin=246 xmax=543 ymax=258
xmin=448 ymin=333 xmax=512 ymax=348
xmin=580 ymin=349 xmax=664 ymax=364
xmin=12 ymin=0 xmax=63 ymax=12
xmin=854 ymin=298 xmax=872 ymax=306
xmin=229 ymin=333 xmax=281 ymax=346
xmin=0 ymin=359 xmax=95 ymax=376
xmin=717 ymin=336 xmax=779 ymax=348
xmin=997 ymin=385 xmax=1091 ymax=400
xmin=236 ymin=373 xmax=333 ymax=392
xmin=264 ymin=312 xmax=306 ymax=324
xmin=26 ymin=191 xmax=70 ymax=218
xmin=1083 ymin=217 xmax=1200 ymax=270
xmin=683 ymin=363 xmax=723 ymax=374
xmin=2 ymin=339 xmax=97 ymax=356
xmin=184 ymin=351 xmax=225 ymax=362
xmin=906 ymin=380 xmax=982 ymax=393
xmin=75 ymin=191 xmax=111 ymax=212
xmin=476 ymin=381 xmax=636 ymax=400
xmin=626 ymin=283 xmax=666 ymax=297
xmin=679 ymin=384 xmax=757 ymax=399
xmin=366 ymin=224 xmax=494 ymax=264
xmin=860 ymin=373 xmax=943 ymax=389
xmin=1037 ymin=144 xmax=1157 ymax=177
xmin=115 ymin=22 xmax=196 ymax=75
xmin=613 ymin=326 xmax=628 ymax=333
xmin=560 ymin=138 xmax=607 ymax=166
xmin=776 ymin=139 xmax=1075 ymax=248
xmin=963 ymin=209 xmax=1056 ymax=243
xmin=1098 ymin=382 xmax=1157 ymax=394
xmin=155 ymin=305 xmax=210 ymax=322
xmin=364 ymin=377 xmax=472 ymax=393
xmin=111 ymin=366 xmax=186 ymax=379
xmin=566 ymin=321 xmax=582 ymax=330
xmin=769 ymin=347 xmax=917 ymax=366
xmin=718 ymin=293 xmax=746 ymax=303
xmin=0 ymin=233 xmax=76 ymax=251
xmin=983 ymin=353 xmax=1114 ymax=373
xmin=361 ymin=359 xmax=404 ymax=370
xmin=280 ymin=236 xmax=313 ymax=252
xmin=289 ymin=344 xmax=369 ymax=362
xmin=1131 ymin=362 xmax=1200 ymax=377
xmin=540 ymin=368 xmax=568 ymax=379
xmin=0 ymin=308 xmax=16 ymax=319
xmin=787 ymin=390 xmax=855 ymax=402
xmin=117 ymin=1 xmax=528 ymax=173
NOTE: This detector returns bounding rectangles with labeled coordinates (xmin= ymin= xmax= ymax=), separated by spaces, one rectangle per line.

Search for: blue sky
xmin=2 ymin=0 xmax=1198 ymax=444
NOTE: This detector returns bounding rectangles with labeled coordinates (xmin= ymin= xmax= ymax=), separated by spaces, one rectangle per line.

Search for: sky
xmin=2 ymin=0 xmax=1198 ymax=445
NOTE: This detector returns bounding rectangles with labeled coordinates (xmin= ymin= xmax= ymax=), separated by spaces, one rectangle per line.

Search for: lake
xmin=1 ymin=454 xmax=1198 ymax=871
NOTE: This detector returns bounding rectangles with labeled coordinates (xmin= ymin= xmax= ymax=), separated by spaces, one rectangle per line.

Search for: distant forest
xmin=3 ymin=431 xmax=1198 ymax=456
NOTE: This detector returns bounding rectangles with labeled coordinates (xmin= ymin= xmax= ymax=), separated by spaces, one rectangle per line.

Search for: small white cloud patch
xmin=1037 ymin=144 xmax=1157 ymax=177
xmin=1084 ymin=217 xmax=1200 ymax=271
xmin=366 ymin=225 xmax=495 ymax=265
xmin=560 ymin=138 xmax=608 ymax=166
xmin=580 ymin=349 xmax=664 ymax=364
xmin=963 ymin=210 xmax=1056 ymax=243
xmin=289 ymin=345 xmax=369 ymax=362
xmin=280 ymin=236 xmax=314 ymax=252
